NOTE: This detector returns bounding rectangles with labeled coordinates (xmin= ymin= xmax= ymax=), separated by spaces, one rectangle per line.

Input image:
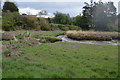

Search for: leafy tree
xmin=2 ymin=1 xmax=19 ymax=12
xmin=118 ymin=14 xmax=120 ymax=32
xmin=93 ymin=1 xmax=117 ymax=31
xmin=82 ymin=0 xmax=117 ymax=31
xmin=82 ymin=0 xmax=95 ymax=30
xmin=53 ymin=12 xmax=71 ymax=25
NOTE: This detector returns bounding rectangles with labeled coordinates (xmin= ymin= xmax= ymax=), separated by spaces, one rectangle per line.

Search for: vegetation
xmin=66 ymin=31 xmax=119 ymax=41
xmin=50 ymin=24 xmax=81 ymax=31
xmin=2 ymin=1 xmax=118 ymax=32
xmin=81 ymin=1 xmax=117 ymax=31
xmin=1 ymin=0 xmax=119 ymax=78
xmin=53 ymin=12 xmax=71 ymax=25
xmin=39 ymin=36 xmax=62 ymax=43
xmin=2 ymin=1 xmax=19 ymax=12
xmin=2 ymin=40 xmax=118 ymax=78
xmin=118 ymin=14 xmax=120 ymax=32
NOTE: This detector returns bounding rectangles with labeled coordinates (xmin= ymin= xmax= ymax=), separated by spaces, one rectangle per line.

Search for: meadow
xmin=2 ymin=31 xmax=119 ymax=78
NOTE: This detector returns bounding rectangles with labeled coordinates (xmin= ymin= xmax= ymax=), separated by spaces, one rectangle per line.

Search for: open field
xmin=2 ymin=31 xmax=119 ymax=78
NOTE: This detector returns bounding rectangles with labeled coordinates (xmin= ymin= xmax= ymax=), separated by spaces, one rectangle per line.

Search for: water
xmin=57 ymin=35 xmax=120 ymax=45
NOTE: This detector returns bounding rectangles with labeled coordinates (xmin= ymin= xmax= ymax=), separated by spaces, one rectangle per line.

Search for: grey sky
xmin=2 ymin=0 xmax=120 ymax=16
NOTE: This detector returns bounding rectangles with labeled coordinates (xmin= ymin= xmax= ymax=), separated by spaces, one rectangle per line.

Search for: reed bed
xmin=66 ymin=30 xmax=119 ymax=41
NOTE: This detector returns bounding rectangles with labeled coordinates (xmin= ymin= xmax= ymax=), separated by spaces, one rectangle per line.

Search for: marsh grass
xmin=66 ymin=31 xmax=119 ymax=41
xmin=39 ymin=36 xmax=62 ymax=43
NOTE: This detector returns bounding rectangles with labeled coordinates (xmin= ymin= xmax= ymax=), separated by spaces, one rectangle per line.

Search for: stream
xmin=57 ymin=35 xmax=120 ymax=45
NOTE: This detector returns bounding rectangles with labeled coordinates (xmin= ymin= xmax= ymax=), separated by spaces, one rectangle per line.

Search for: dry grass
xmin=66 ymin=30 xmax=119 ymax=40
xmin=66 ymin=30 xmax=119 ymax=38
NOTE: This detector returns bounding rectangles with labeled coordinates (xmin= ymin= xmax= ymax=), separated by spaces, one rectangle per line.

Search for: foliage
xmin=2 ymin=12 xmax=16 ymax=31
xmin=2 ymin=11 xmax=40 ymax=31
xmin=75 ymin=16 xmax=90 ymax=30
xmin=118 ymin=14 xmax=120 ymax=32
xmin=2 ymin=1 xmax=19 ymax=12
xmin=38 ymin=18 xmax=50 ymax=31
xmin=82 ymin=1 xmax=117 ymax=31
xmin=22 ymin=16 xmax=39 ymax=30
xmin=53 ymin=12 xmax=71 ymax=25
xmin=50 ymin=23 xmax=81 ymax=31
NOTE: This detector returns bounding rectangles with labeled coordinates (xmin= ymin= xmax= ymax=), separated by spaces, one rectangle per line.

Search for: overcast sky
xmin=1 ymin=0 xmax=120 ymax=16
xmin=4 ymin=0 xmax=119 ymax=2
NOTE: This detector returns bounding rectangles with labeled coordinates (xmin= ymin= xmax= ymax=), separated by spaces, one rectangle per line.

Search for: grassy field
xmin=2 ymin=31 xmax=119 ymax=78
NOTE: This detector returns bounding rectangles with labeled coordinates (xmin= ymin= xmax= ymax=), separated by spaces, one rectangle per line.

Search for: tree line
xmin=2 ymin=0 xmax=119 ymax=31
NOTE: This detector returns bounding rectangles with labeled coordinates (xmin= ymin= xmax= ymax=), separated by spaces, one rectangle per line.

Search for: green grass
xmin=2 ymin=41 xmax=118 ymax=78
xmin=2 ymin=31 xmax=118 ymax=78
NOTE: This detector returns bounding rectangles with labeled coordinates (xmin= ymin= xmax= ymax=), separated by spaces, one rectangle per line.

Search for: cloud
xmin=19 ymin=7 xmax=54 ymax=17
xmin=14 ymin=0 xmax=120 ymax=2
xmin=19 ymin=7 xmax=41 ymax=15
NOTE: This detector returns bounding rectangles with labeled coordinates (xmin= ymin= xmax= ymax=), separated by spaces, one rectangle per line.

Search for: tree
xmin=38 ymin=10 xmax=47 ymax=18
xmin=53 ymin=12 xmax=71 ymax=25
xmin=93 ymin=1 xmax=117 ymax=31
xmin=2 ymin=1 xmax=19 ymax=12
xmin=82 ymin=0 xmax=95 ymax=30
xmin=118 ymin=14 xmax=120 ymax=32
xmin=75 ymin=16 xmax=90 ymax=30
xmin=82 ymin=0 xmax=117 ymax=31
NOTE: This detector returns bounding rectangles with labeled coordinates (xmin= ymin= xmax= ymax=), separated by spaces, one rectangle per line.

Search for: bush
xmin=2 ymin=14 xmax=15 ymax=31
xmin=38 ymin=18 xmax=50 ymax=31
xmin=22 ymin=16 xmax=40 ymax=30
xmin=39 ymin=36 xmax=62 ymax=43
xmin=50 ymin=24 xmax=81 ymax=31
xmin=49 ymin=23 xmax=61 ymax=31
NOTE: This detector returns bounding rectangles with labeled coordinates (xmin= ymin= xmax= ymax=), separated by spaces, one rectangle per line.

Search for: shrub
xmin=50 ymin=24 xmax=81 ymax=31
xmin=22 ymin=16 xmax=40 ymax=30
xmin=2 ymin=14 xmax=15 ymax=31
xmin=38 ymin=18 xmax=50 ymax=31
xmin=49 ymin=23 xmax=61 ymax=31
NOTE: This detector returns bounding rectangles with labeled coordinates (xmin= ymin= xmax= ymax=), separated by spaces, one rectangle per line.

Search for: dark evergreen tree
xmin=2 ymin=1 xmax=19 ymax=12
